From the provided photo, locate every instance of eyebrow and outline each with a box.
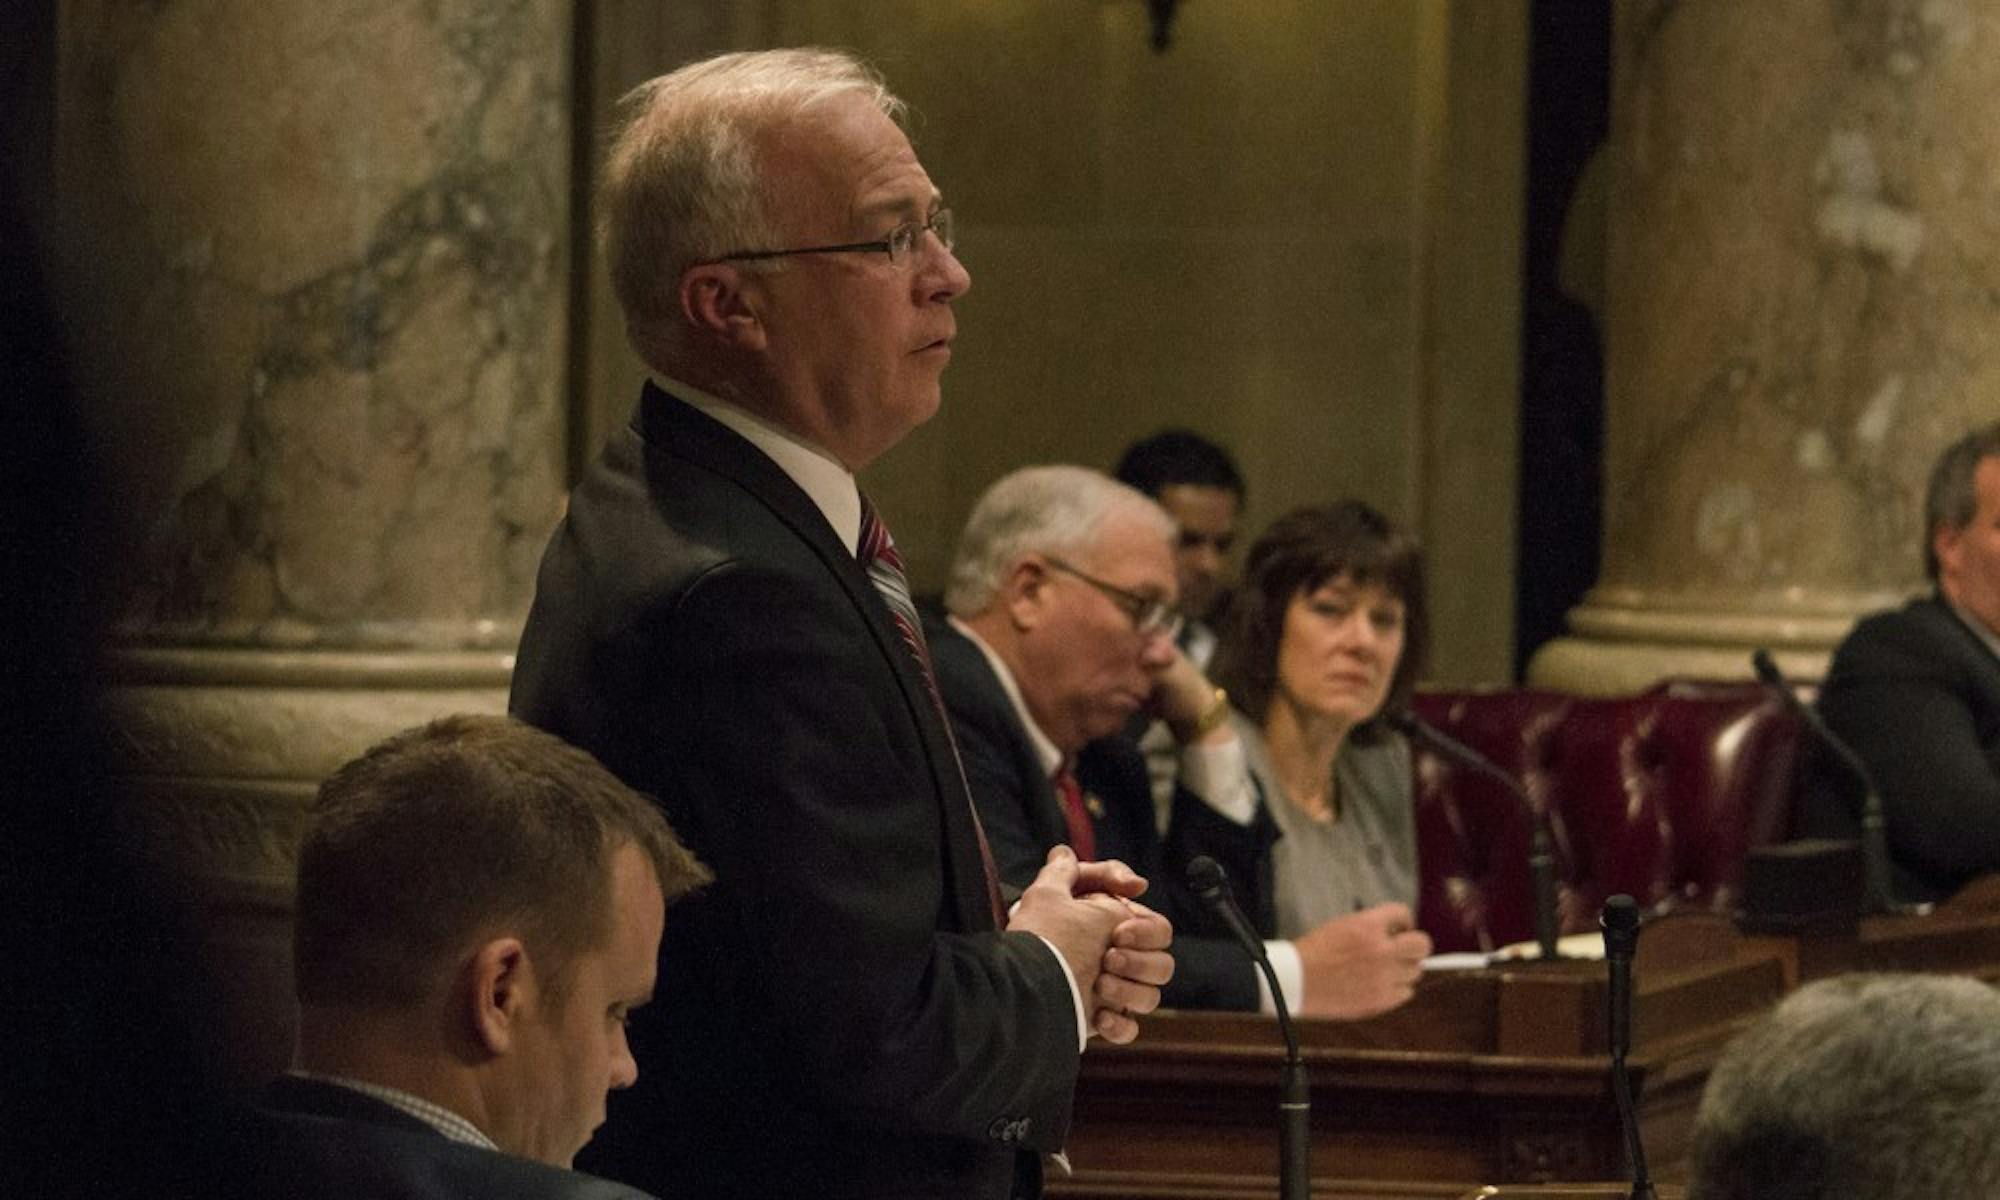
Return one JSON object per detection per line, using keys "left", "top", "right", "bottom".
{"left": 854, "top": 193, "right": 941, "bottom": 225}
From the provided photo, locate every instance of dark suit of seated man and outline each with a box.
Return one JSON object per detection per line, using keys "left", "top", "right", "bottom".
{"left": 244, "top": 714, "right": 710, "bottom": 1199}
{"left": 931, "top": 465, "right": 1430, "bottom": 1019}
{"left": 1813, "top": 423, "right": 2000, "bottom": 902}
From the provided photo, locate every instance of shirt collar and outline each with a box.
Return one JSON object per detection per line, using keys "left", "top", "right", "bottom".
{"left": 287, "top": 1071, "right": 499, "bottom": 1152}
{"left": 948, "top": 616, "right": 1064, "bottom": 778}
{"left": 657, "top": 373, "right": 863, "bottom": 554}
{"left": 1945, "top": 596, "right": 2000, "bottom": 661}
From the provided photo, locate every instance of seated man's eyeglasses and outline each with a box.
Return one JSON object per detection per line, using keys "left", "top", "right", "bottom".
{"left": 709, "top": 209, "right": 953, "bottom": 268}
{"left": 1044, "top": 556, "right": 1184, "bottom": 642}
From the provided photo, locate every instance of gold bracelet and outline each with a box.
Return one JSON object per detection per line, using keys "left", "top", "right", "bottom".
{"left": 1177, "top": 687, "right": 1231, "bottom": 743}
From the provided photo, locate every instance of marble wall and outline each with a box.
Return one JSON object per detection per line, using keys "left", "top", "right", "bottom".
{"left": 1534, "top": 0, "right": 2000, "bottom": 691}
{"left": 60, "top": 0, "right": 569, "bottom": 650}
{"left": 54, "top": 0, "right": 572, "bottom": 1073}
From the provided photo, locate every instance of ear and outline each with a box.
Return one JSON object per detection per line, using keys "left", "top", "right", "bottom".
{"left": 1936, "top": 521, "right": 1964, "bottom": 583}
{"left": 678, "top": 264, "right": 768, "bottom": 351}
{"left": 1003, "top": 556, "right": 1053, "bottom": 632}
{"left": 464, "top": 936, "right": 533, "bottom": 1058}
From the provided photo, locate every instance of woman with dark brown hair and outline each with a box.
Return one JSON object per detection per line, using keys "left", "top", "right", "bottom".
{"left": 1206, "top": 500, "right": 1429, "bottom": 939}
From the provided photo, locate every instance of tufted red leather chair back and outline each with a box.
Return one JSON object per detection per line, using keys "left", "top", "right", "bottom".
{"left": 1409, "top": 681, "right": 1803, "bottom": 952}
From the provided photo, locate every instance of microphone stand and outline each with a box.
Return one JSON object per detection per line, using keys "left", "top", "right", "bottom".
{"left": 1391, "top": 711, "right": 1564, "bottom": 961}
{"left": 1750, "top": 649, "right": 1925, "bottom": 917}
{"left": 1186, "top": 856, "right": 1310, "bottom": 1200}
{"left": 1600, "top": 894, "right": 1656, "bottom": 1200}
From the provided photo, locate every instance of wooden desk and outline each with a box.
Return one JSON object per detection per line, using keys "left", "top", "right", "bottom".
{"left": 1055, "top": 925, "right": 1780, "bottom": 1199}
{"left": 1047, "top": 1173, "right": 1678, "bottom": 1200}
{"left": 1735, "top": 877, "right": 2000, "bottom": 988}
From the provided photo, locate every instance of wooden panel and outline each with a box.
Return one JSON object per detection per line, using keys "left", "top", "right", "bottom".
{"left": 1062, "top": 919, "right": 1783, "bottom": 1196}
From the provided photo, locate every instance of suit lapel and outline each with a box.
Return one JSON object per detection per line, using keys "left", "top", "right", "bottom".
{"left": 634, "top": 385, "right": 996, "bottom": 931}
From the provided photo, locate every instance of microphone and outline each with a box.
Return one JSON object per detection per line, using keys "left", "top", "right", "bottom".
{"left": 1600, "top": 894, "right": 1655, "bottom": 1200}
{"left": 1750, "top": 648, "right": 1910, "bottom": 916}
{"left": 1186, "top": 856, "right": 1310, "bottom": 1200}
{"left": 1389, "top": 710, "right": 1563, "bottom": 962}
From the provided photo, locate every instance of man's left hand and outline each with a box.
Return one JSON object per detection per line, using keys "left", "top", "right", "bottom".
{"left": 1090, "top": 898, "right": 1173, "bottom": 1044}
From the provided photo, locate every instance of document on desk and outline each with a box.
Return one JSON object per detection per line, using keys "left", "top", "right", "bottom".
{"left": 1421, "top": 931, "right": 1606, "bottom": 970}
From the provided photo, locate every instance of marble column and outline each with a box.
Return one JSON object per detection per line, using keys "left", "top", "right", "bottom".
{"left": 55, "top": 0, "right": 570, "bottom": 1073}
{"left": 1532, "top": 0, "right": 2000, "bottom": 694}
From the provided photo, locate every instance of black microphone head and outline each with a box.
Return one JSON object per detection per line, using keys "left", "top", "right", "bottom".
{"left": 1751, "top": 648, "right": 1784, "bottom": 689}
{"left": 1185, "top": 855, "right": 1227, "bottom": 899}
{"left": 1601, "top": 893, "right": 1640, "bottom": 937}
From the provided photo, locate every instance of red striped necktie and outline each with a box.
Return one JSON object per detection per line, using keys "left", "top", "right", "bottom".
{"left": 857, "top": 495, "right": 1007, "bottom": 925}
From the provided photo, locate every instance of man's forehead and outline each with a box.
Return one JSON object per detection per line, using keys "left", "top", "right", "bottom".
{"left": 1156, "top": 483, "right": 1240, "bottom": 528}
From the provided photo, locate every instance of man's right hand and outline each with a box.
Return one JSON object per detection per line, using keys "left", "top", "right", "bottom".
{"left": 1293, "top": 902, "right": 1432, "bottom": 1020}
{"left": 1008, "top": 845, "right": 1130, "bottom": 1004}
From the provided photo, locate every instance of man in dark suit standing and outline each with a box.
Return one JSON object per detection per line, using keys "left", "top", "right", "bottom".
{"left": 253, "top": 714, "right": 711, "bottom": 1199}
{"left": 931, "top": 465, "right": 1432, "bottom": 1020}
{"left": 510, "top": 49, "right": 1173, "bottom": 1200}
{"left": 1815, "top": 422, "right": 2000, "bottom": 902}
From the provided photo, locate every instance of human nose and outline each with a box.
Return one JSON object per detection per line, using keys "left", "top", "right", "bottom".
{"left": 609, "top": 1029, "right": 638, "bottom": 1090}
{"left": 919, "top": 236, "right": 970, "bottom": 303}
{"left": 1139, "top": 627, "right": 1177, "bottom": 668}
{"left": 1335, "top": 612, "right": 1380, "bottom": 657}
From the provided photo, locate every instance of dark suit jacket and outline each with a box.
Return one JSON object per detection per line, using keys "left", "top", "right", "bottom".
{"left": 239, "top": 1077, "right": 653, "bottom": 1199}
{"left": 510, "top": 386, "right": 1078, "bottom": 1200}
{"left": 925, "top": 614, "right": 1271, "bottom": 1011}
{"left": 1811, "top": 595, "right": 2000, "bottom": 902}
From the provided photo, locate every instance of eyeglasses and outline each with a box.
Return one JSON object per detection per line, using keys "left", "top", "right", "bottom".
{"left": 711, "top": 209, "right": 954, "bottom": 268}
{"left": 1045, "top": 557, "right": 1184, "bottom": 642}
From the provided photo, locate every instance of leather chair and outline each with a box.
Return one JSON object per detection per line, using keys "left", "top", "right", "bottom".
{"left": 1410, "top": 681, "right": 1804, "bottom": 953}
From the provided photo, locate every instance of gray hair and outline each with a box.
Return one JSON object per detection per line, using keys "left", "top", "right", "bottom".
{"left": 599, "top": 48, "right": 903, "bottom": 349}
{"left": 944, "top": 466, "right": 1173, "bottom": 617}
{"left": 1924, "top": 421, "right": 2000, "bottom": 581}
{"left": 1689, "top": 973, "right": 2000, "bottom": 1200}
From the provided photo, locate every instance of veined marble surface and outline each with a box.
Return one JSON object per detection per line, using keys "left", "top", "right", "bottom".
{"left": 58, "top": 0, "right": 569, "bottom": 649}
{"left": 1602, "top": 0, "right": 2000, "bottom": 605}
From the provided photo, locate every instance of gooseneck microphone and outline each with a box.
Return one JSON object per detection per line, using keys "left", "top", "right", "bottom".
{"left": 1186, "top": 856, "right": 1310, "bottom": 1200}
{"left": 1750, "top": 648, "right": 1911, "bottom": 916}
{"left": 1600, "top": 894, "right": 1655, "bottom": 1200}
{"left": 1388, "top": 710, "right": 1562, "bottom": 961}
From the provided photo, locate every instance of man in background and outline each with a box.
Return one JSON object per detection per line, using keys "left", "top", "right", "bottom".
{"left": 1114, "top": 430, "right": 1247, "bottom": 818}
{"left": 1113, "top": 429, "right": 1246, "bottom": 666}
{"left": 254, "top": 714, "right": 710, "bottom": 1199}
{"left": 1689, "top": 973, "right": 2000, "bottom": 1200}
{"left": 1813, "top": 423, "right": 2000, "bottom": 901}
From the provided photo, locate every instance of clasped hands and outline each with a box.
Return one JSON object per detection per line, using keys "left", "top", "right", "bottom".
{"left": 1009, "top": 845, "right": 1174, "bottom": 1044}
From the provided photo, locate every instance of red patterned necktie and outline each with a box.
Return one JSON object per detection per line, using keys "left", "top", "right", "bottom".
{"left": 857, "top": 495, "right": 1007, "bottom": 926}
{"left": 1053, "top": 763, "right": 1096, "bottom": 862}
